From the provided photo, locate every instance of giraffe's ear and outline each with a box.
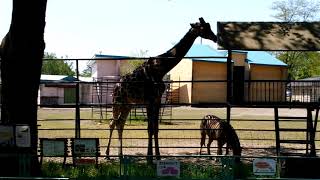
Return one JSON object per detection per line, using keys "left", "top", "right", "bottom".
{"left": 190, "top": 23, "right": 196, "bottom": 28}
{"left": 199, "top": 17, "right": 206, "bottom": 24}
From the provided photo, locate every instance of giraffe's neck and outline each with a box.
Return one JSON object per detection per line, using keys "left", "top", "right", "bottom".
{"left": 150, "top": 28, "right": 198, "bottom": 77}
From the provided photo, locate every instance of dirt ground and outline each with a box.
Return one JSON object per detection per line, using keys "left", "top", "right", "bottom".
{"left": 173, "top": 106, "right": 308, "bottom": 117}
{"left": 39, "top": 106, "right": 318, "bottom": 161}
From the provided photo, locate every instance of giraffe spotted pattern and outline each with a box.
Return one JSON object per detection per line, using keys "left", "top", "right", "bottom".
{"left": 105, "top": 18, "right": 217, "bottom": 163}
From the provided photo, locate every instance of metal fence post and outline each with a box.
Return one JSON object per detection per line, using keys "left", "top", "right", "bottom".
{"left": 75, "top": 59, "right": 80, "bottom": 138}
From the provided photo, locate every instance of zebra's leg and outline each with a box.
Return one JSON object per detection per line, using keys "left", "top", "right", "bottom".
{"left": 221, "top": 138, "right": 228, "bottom": 155}
{"left": 216, "top": 139, "right": 224, "bottom": 162}
{"left": 226, "top": 143, "right": 231, "bottom": 155}
{"left": 200, "top": 132, "right": 206, "bottom": 155}
{"left": 207, "top": 137, "right": 214, "bottom": 160}
{"left": 217, "top": 139, "right": 223, "bottom": 155}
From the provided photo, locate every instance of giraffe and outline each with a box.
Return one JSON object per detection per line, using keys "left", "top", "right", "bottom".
{"left": 106, "top": 17, "right": 217, "bottom": 162}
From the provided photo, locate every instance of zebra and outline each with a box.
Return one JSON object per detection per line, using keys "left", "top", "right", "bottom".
{"left": 200, "top": 114, "right": 241, "bottom": 162}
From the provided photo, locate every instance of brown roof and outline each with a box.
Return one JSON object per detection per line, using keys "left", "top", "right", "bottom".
{"left": 217, "top": 22, "right": 320, "bottom": 51}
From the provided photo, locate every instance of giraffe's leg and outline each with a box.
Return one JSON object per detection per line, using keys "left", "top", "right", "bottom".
{"left": 147, "top": 118, "right": 153, "bottom": 163}
{"left": 105, "top": 105, "right": 120, "bottom": 159}
{"left": 200, "top": 132, "right": 206, "bottom": 155}
{"left": 153, "top": 101, "right": 161, "bottom": 160}
{"left": 117, "top": 107, "right": 131, "bottom": 157}
{"left": 105, "top": 119, "right": 116, "bottom": 159}
{"left": 154, "top": 122, "right": 160, "bottom": 160}
{"left": 146, "top": 103, "right": 158, "bottom": 163}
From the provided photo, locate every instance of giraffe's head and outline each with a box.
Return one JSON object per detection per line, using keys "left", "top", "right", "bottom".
{"left": 190, "top": 17, "right": 217, "bottom": 43}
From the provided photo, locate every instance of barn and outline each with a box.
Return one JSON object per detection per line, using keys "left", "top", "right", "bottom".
{"left": 169, "top": 44, "right": 288, "bottom": 105}
{"left": 38, "top": 75, "right": 92, "bottom": 105}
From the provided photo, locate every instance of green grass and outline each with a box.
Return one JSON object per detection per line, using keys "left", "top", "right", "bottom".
{"left": 41, "top": 159, "right": 251, "bottom": 179}
{"left": 41, "top": 161, "right": 120, "bottom": 179}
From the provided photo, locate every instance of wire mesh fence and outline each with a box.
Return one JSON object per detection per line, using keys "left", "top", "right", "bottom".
{"left": 37, "top": 107, "right": 320, "bottom": 158}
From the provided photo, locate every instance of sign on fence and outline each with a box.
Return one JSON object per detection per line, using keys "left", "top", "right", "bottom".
{"left": 72, "top": 138, "right": 99, "bottom": 157}
{"left": 15, "top": 125, "right": 31, "bottom": 148}
{"left": 41, "top": 139, "right": 67, "bottom": 156}
{"left": 157, "top": 160, "right": 180, "bottom": 177}
{"left": 0, "top": 125, "right": 31, "bottom": 148}
{"left": 0, "top": 125, "right": 14, "bottom": 147}
{"left": 253, "top": 158, "right": 276, "bottom": 176}
{"left": 71, "top": 138, "right": 100, "bottom": 166}
{"left": 39, "top": 138, "right": 68, "bottom": 165}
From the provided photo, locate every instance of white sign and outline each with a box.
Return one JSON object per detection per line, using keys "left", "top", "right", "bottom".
{"left": 157, "top": 160, "right": 180, "bottom": 177}
{"left": 0, "top": 126, "right": 14, "bottom": 147}
{"left": 15, "top": 125, "right": 31, "bottom": 147}
{"left": 73, "top": 139, "right": 97, "bottom": 156}
{"left": 43, "top": 140, "right": 66, "bottom": 156}
{"left": 253, "top": 158, "right": 276, "bottom": 176}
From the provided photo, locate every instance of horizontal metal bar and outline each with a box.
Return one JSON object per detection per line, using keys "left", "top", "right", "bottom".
{"left": 278, "top": 116, "right": 308, "bottom": 119}
{"left": 36, "top": 118, "right": 314, "bottom": 123}
{"left": 279, "top": 128, "right": 307, "bottom": 132}
{"left": 38, "top": 128, "right": 280, "bottom": 131}
{"left": 41, "top": 56, "right": 227, "bottom": 61}
{"left": 279, "top": 140, "right": 311, "bottom": 144}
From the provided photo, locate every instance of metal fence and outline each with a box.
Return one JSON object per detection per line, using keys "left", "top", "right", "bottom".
{"left": 2, "top": 57, "right": 320, "bottom": 179}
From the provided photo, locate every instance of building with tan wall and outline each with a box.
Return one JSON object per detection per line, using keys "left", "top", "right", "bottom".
{"left": 39, "top": 75, "right": 92, "bottom": 105}
{"left": 88, "top": 54, "right": 129, "bottom": 105}
{"left": 169, "top": 44, "right": 288, "bottom": 105}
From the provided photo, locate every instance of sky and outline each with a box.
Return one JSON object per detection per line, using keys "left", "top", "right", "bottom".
{"left": 0, "top": 0, "right": 279, "bottom": 71}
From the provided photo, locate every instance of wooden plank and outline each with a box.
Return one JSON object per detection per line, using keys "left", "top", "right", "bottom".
{"left": 217, "top": 22, "right": 320, "bottom": 51}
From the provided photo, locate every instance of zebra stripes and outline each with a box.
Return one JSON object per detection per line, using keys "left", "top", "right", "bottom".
{"left": 200, "top": 114, "right": 241, "bottom": 162}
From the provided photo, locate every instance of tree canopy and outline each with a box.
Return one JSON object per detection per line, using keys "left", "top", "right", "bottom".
{"left": 120, "top": 49, "right": 148, "bottom": 76}
{"left": 81, "top": 65, "right": 92, "bottom": 77}
{"left": 42, "top": 52, "right": 75, "bottom": 76}
{"left": 270, "top": 0, "right": 320, "bottom": 80}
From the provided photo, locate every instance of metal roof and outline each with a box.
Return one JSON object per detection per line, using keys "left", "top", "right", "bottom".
{"left": 246, "top": 51, "right": 287, "bottom": 66}
{"left": 186, "top": 44, "right": 227, "bottom": 63}
{"left": 185, "top": 44, "right": 287, "bottom": 66}
{"left": 90, "top": 44, "right": 287, "bottom": 66}
{"left": 40, "top": 74, "right": 92, "bottom": 83}
{"left": 88, "top": 54, "right": 131, "bottom": 67}
{"left": 93, "top": 54, "right": 130, "bottom": 59}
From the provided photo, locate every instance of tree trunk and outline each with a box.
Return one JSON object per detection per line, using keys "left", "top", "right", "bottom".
{"left": 0, "top": 0, "right": 47, "bottom": 176}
